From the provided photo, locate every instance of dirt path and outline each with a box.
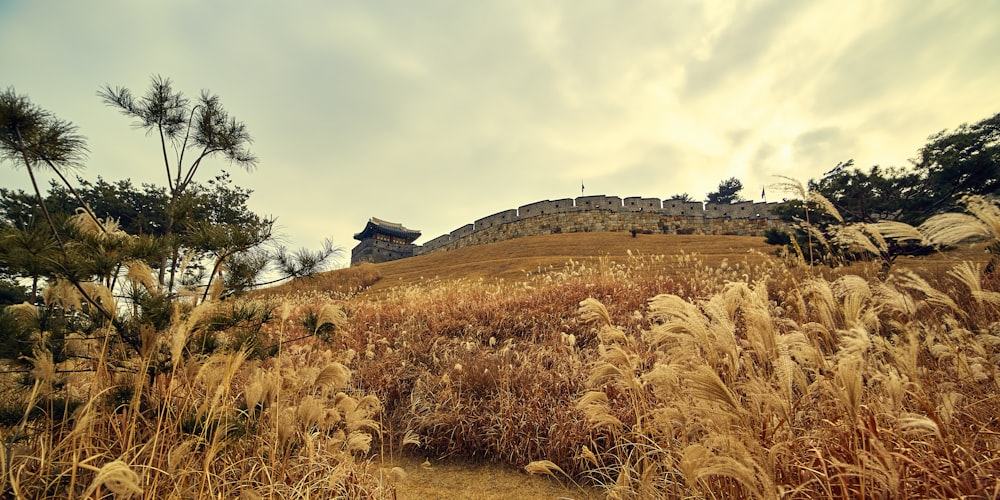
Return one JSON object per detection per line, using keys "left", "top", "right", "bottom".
{"left": 381, "top": 456, "right": 600, "bottom": 499}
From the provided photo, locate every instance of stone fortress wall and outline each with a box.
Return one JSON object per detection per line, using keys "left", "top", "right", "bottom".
{"left": 413, "top": 195, "right": 783, "bottom": 256}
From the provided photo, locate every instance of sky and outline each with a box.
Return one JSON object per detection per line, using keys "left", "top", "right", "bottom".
{"left": 2, "top": 0, "right": 999, "bottom": 267}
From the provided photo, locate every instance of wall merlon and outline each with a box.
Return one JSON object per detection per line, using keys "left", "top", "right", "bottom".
{"left": 661, "top": 200, "right": 705, "bottom": 216}
{"left": 518, "top": 199, "right": 575, "bottom": 218}
{"left": 475, "top": 209, "right": 518, "bottom": 230}
{"left": 752, "top": 202, "right": 780, "bottom": 219}
{"left": 576, "top": 195, "right": 624, "bottom": 211}
{"left": 422, "top": 234, "right": 453, "bottom": 252}
{"left": 624, "top": 197, "right": 662, "bottom": 212}
{"left": 705, "top": 201, "right": 754, "bottom": 218}
{"left": 450, "top": 224, "right": 475, "bottom": 239}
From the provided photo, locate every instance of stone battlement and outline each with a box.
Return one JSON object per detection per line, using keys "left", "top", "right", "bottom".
{"left": 413, "top": 196, "right": 782, "bottom": 256}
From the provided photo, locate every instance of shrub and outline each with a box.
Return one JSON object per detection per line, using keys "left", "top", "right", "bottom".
{"left": 763, "top": 227, "right": 791, "bottom": 246}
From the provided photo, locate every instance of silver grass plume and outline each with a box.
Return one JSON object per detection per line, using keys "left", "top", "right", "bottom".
{"left": 831, "top": 224, "right": 884, "bottom": 256}
{"left": 579, "top": 297, "right": 612, "bottom": 327}
{"left": 918, "top": 195, "right": 1000, "bottom": 247}
{"left": 679, "top": 443, "right": 774, "bottom": 500}
{"left": 949, "top": 261, "right": 1000, "bottom": 306}
{"left": 872, "top": 220, "right": 928, "bottom": 245}
{"left": 5, "top": 302, "right": 38, "bottom": 323}
{"left": 964, "top": 195, "right": 1000, "bottom": 238}
{"left": 524, "top": 460, "right": 568, "bottom": 479}
{"left": 83, "top": 460, "right": 142, "bottom": 498}
{"left": 894, "top": 270, "right": 964, "bottom": 317}
{"left": 125, "top": 259, "right": 158, "bottom": 293}
{"left": 918, "top": 213, "right": 990, "bottom": 246}
{"left": 771, "top": 175, "right": 843, "bottom": 222}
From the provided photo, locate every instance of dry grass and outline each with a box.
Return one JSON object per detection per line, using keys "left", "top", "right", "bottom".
{"left": 5, "top": 230, "right": 1000, "bottom": 498}
{"left": 267, "top": 233, "right": 776, "bottom": 297}
{"left": 322, "top": 233, "right": 998, "bottom": 498}
{"left": 0, "top": 298, "right": 389, "bottom": 498}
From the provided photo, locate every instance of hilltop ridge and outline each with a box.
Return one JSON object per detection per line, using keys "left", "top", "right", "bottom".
{"left": 276, "top": 232, "right": 777, "bottom": 297}
{"left": 274, "top": 231, "right": 990, "bottom": 299}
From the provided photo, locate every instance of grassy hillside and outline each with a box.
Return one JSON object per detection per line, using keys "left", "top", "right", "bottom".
{"left": 260, "top": 232, "right": 999, "bottom": 498}
{"left": 270, "top": 232, "right": 988, "bottom": 297}
{"left": 271, "top": 233, "right": 777, "bottom": 297}
{"left": 4, "top": 231, "right": 998, "bottom": 498}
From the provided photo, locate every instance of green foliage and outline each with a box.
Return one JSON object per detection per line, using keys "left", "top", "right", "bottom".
{"left": 199, "top": 300, "right": 276, "bottom": 358}
{"left": 805, "top": 113, "right": 1000, "bottom": 226}
{"left": 0, "top": 83, "right": 363, "bottom": 499}
{"left": 810, "top": 160, "right": 924, "bottom": 223}
{"left": 0, "top": 307, "right": 34, "bottom": 360}
{"left": 913, "top": 112, "right": 1000, "bottom": 215}
{"left": 0, "top": 173, "right": 275, "bottom": 295}
{"left": 274, "top": 239, "right": 340, "bottom": 282}
{"left": 706, "top": 177, "right": 745, "bottom": 204}
{"left": 0, "top": 87, "right": 88, "bottom": 172}
{"left": 222, "top": 249, "right": 271, "bottom": 297}
{"left": 103, "top": 384, "right": 136, "bottom": 413}
{"left": 202, "top": 301, "right": 274, "bottom": 334}
{"left": 118, "top": 288, "right": 173, "bottom": 351}
{"left": 0, "top": 277, "right": 28, "bottom": 306}
{"left": 99, "top": 75, "right": 260, "bottom": 292}
{"left": 39, "top": 177, "right": 170, "bottom": 236}
{"left": 188, "top": 329, "right": 222, "bottom": 356}
{"left": 762, "top": 227, "right": 791, "bottom": 246}
{"left": 774, "top": 111, "right": 1000, "bottom": 265}
{"left": 98, "top": 76, "right": 257, "bottom": 175}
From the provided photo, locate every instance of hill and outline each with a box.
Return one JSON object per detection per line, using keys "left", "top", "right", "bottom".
{"left": 257, "top": 231, "right": 1000, "bottom": 498}
{"left": 266, "top": 231, "right": 988, "bottom": 298}
{"left": 269, "top": 232, "right": 777, "bottom": 297}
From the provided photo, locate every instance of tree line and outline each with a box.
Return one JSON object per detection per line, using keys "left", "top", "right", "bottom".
{"left": 679, "top": 112, "right": 1000, "bottom": 220}
{"left": 764, "top": 112, "right": 1000, "bottom": 268}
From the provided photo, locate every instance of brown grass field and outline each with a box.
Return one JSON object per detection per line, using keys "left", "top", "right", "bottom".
{"left": 273, "top": 232, "right": 991, "bottom": 298}
{"left": 272, "top": 233, "right": 778, "bottom": 297}
{"left": 264, "top": 233, "right": 998, "bottom": 498}
{"left": 4, "top": 231, "right": 1000, "bottom": 498}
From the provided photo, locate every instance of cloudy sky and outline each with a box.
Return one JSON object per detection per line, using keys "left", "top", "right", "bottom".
{"left": 3, "top": 1, "right": 999, "bottom": 266}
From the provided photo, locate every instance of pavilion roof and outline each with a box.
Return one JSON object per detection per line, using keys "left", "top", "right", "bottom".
{"left": 353, "top": 217, "right": 421, "bottom": 242}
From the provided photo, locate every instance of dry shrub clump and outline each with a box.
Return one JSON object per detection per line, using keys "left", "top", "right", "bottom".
{"left": 0, "top": 294, "right": 389, "bottom": 498}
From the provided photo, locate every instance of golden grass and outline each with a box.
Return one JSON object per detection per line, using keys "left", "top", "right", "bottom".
{"left": 6, "top": 230, "right": 1000, "bottom": 498}
{"left": 267, "top": 233, "right": 776, "bottom": 297}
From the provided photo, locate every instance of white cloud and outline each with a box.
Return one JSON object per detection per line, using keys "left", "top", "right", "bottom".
{"left": 2, "top": 0, "right": 999, "bottom": 263}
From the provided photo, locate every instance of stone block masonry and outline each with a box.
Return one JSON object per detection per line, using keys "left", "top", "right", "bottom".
{"left": 352, "top": 238, "right": 418, "bottom": 263}
{"left": 412, "top": 195, "right": 784, "bottom": 257}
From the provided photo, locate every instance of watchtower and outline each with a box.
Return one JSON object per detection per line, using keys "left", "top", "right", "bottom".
{"left": 351, "top": 217, "right": 421, "bottom": 265}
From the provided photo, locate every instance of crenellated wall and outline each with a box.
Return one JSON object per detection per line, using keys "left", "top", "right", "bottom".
{"left": 411, "top": 195, "right": 783, "bottom": 256}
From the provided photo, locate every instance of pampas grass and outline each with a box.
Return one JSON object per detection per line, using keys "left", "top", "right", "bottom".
{"left": 7, "top": 214, "right": 1000, "bottom": 497}
{"left": 0, "top": 294, "right": 389, "bottom": 499}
